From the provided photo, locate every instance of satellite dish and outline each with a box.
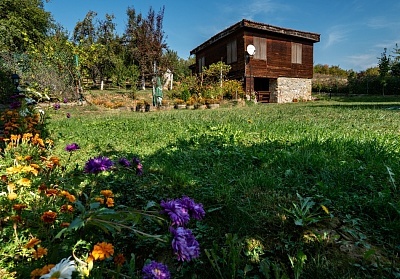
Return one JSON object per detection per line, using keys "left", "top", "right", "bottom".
{"left": 246, "top": 44, "right": 256, "bottom": 56}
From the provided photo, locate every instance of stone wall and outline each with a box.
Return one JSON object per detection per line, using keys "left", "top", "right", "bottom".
{"left": 269, "top": 77, "right": 312, "bottom": 103}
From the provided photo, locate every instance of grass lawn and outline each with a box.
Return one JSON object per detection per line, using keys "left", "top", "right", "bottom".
{"left": 23, "top": 94, "right": 400, "bottom": 278}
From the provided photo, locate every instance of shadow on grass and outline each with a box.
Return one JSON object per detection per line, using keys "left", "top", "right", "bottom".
{"left": 89, "top": 127, "right": 400, "bottom": 278}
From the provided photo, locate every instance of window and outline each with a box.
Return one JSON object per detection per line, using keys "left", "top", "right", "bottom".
{"left": 198, "top": 56, "right": 205, "bottom": 72}
{"left": 291, "top": 43, "right": 302, "bottom": 64}
{"left": 253, "top": 37, "right": 267, "bottom": 60}
{"left": 227, "top": 40, "right": 237, "bottom": 64}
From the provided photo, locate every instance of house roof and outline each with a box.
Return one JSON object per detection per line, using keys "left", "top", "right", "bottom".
{"left": 190, "top": 19, "right": 321, "bottom": 55}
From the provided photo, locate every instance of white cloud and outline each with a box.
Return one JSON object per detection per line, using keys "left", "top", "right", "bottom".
{"left": 347, "top": 53, "right": 378, "bottom": 71}
{"left": 323, "top": 26, "right": 350, "bottom": 49}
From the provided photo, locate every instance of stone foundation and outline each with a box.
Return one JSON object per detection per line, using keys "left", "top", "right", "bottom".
{"left": 270, "top": 77, "right": 312, "bottom": 103}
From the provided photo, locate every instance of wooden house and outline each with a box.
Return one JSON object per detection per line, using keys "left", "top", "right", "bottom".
{"left": 190, "top": 19, "right": 320, "bottom": 103}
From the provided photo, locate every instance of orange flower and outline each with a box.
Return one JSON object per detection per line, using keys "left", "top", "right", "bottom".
{"left": 40, "top": 264, "right": 55, "bottom": 275}
{"left": 32, "top": 247, "right": 48, "bottom": 259}
{"left": 100, "top": 190, "right": 113, "bottom": 198}
{"left": 66, "top": 194, "right": 76, "bottom": 203}
{"left": 41, "top": 211, "right": 57, "bottom": 223}
{"left": 60, "top": 204, "right": 74, "bottom": 213}
{"left": 60, "top": 222, "right": 70, "bottom": 228}
{"left": 13, "top": 204, "right": 27, "bottom": 211}
{"left": 95, "top": 197, "right": 104, "bottom": 204}
{"left": 45, "top": 189, "right": 58, "bottom": 197}
{"left": 106, "top": 198, "right": 114, "bottom": 207}
{"left": 25, "top": 237, "right": 41, "bottom": 249}
{"left": 30, "top": 267, "right": 43, "bottom": 278}
{"left": 10, "top": 215, "right": 22, "bottom": 223}
{"left": 114, "top": 253, "right": 126, "bottom": 266}
{"left": 38, "top": 184, "right": 47, "bottom": 192}
{"left": 91, "top": 242, "right": 114, "bottom": 261}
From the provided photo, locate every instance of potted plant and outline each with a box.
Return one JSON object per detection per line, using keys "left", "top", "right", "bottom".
{"left": 195, "top": 97, "right": 207, "bottom": 110}
{"left": 205, "top": 98, "right": 220, "bottom": 109}
{"left": 174, "top": 99, "right": 186, "bottom": 109}
{"left": 186, "top": 97, "right": 195, "bottom": 109}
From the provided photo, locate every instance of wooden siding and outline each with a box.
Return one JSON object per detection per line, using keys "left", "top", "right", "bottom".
{"left": 190, "top": 19, "right": 319, "bottom": 82}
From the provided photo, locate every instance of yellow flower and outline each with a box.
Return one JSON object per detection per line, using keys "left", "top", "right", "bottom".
{"left": 321, "top": 204, "right": 330, "bottom": 214}
{"left": 8, "top": 192, "right": 17, "bottom": 200}
{"left": 25, "top": 237, "right": 41, "bottom": 249}
{"left": 32, "top": 247, "right": 48, "bottom": 260}
{"left": 16, "top": 178, "right": 31, "bottom": 187}
{"left": 91, "top": 242, "right": 114, "bottom": 261}
{"left": 6, "top": 166, "right": 23, "bottom": 174}
{"left": 22, "top": 165, "right": 38, "bottom": 176}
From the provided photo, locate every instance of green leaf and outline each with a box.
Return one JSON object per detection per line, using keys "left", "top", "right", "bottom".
{"left": 70, "top": 217, "right": 85, "bottom": 230}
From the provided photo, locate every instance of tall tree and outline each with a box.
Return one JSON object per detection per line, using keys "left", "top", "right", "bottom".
{"left": 124, "top": 6, "right": 166, "bottom": 89}
{"left": 0, "top": 0, "right": 52, "bottom": 52}
{"left": 378, "top": 48, "right": 390, "bottom": 95}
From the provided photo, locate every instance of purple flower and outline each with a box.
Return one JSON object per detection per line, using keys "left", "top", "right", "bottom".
{"left": 179, "top": 196, "right": 205, "bottom": 221}
{"left": 9, "top": 101, "right": 21, "bottom": 109}
{"left": 142, "top": 261, "right": 170, "bottom": 279}
{"left": 132, "top": 157, "right": 143, "bottom": 176}
{"left": 161, "top": 197, "right": 205, "bottom": 226}
{"left": 65, "top": 143, "right": 80, "bottom": 152}
{"left": 160, "top": 200, "right": 190, "bottom": 226}
{"left": 136, "top": 162, "right": 143, "bottom": 176}
{"left": 84, "top": 156, "right": 113, "bottom": 174}
{"left": 66, "top": 112, "right": 71, "bottom": 118}
{"left": 118, "top": 157, "right": 131, "bottom": 167}
{"left": 63, "top": 97, "right": 68, "bottom": 103}
{"left": 171, "top": 227, "right": 200, "bottom": 262}
{"left": 53, "top": 103, "right": 61, "bottom": 110}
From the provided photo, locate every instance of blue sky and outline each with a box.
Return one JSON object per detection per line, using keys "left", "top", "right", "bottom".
{"left": 44, "top": 0, "right": 400, "bottom": 72}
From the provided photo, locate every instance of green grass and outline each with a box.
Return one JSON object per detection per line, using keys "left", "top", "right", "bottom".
{"left": 45, "top": 97, "right": 400, "bottom": 278}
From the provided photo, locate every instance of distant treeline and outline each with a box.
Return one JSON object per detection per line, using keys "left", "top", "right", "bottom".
{"left": 313, "top": 46, "right": 400, "bottom": 95}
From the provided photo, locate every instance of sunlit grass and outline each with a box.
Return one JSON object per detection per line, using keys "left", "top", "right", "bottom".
{"left": 45, "top": 97, "right": 400, "bottom": 278}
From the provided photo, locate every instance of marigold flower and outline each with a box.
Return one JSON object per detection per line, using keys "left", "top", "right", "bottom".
{"left": 60, "top": 222, "right": 70, "bottom": 228}
{"left": 40, "top": 264, "right": 55, "bottom": 276}
{"left": 91, "top": 242, "right": 114, "bottom": 261}
{"left": 106, "top": 198, "right": 114, "bottom": 207}
{"left": 13, "top": 204, "right": 27, "bottom": 211}
{"left": 114, "top": 253, "right": 126, "bottom": 267}
{"left": 8, "top": 192, "right": 17, "bottom": 200}
{"left": 45, "top": 189, "right": 58, "bottom": 197}
{"left": 95, "top": 197, "right": 104, "bottom": 204}
{"left": 32, "top": 247, "right": 48, "bottom": 260}
{"left": 66, "top": 194, "right": 76, "bottom": 203}
{"left": 30, "top": 267, "right": 43, "bottom": 278}
{"left": 10, "top": 215, "right": 22, "bottom": 223}
{"left": 60, "top": 204, "right": 74, "bottom": 213}
{"left": 38, "top": 184, "right": 47, "bottom": 192}
{"left": 25, "top": 237, "right": 41, "bottom": 249}
{"left": 100, "top": 190, "right": 113, "bottom": 198}
{"left": 41, "top": 211, "right": 57, "bottom": 223}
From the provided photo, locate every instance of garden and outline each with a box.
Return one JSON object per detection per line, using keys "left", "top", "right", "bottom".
{"left": 0, "top": 91, "right": 399, "bottom": 279}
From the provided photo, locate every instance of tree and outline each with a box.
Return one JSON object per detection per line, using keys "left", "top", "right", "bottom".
{"left": 124, "top": 6, "right": 167, "bottom": 90}
{"left": 0, "top": 0, "right": 52, "bottom": 52}
{"left": 378, "top": 48, "right": 390, "bottom": 95}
